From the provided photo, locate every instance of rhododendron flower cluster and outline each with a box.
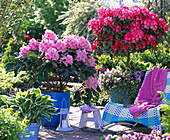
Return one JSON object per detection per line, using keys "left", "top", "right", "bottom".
{"left": 19, "top": 30, "right": 98, "bottom": 91}
{"left": 88, "top": 6, "right": 169, "bottom": 55}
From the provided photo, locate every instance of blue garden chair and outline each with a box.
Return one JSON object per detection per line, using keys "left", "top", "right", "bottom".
{"left": 100, "top": 70, "right": 170, "bottom": 132}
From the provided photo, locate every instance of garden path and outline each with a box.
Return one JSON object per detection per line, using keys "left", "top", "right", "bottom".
{"left": 38, "top": 106, "right": 152, "bottom": 140}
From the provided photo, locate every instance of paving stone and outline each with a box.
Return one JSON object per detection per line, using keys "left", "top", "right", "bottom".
{"left": 39, "top": 106, "right": 152, "bottom": 139}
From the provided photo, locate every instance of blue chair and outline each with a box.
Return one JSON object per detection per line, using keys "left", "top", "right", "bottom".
{"left": 100, "top": 70, "right": 170, "bottom": 132}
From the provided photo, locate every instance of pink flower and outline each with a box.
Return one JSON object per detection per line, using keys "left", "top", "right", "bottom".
{"left": 45, "top": 48, "right": 59, "bottom": 61}
{"left": 84, "top": 76, "right": 98, "bottom": 89}
{"left": 19, "top": 45, "right": 31, "bottom": 56}
{"left": 28, "top": 38, "right": 39, "bottom": 50}
{"left": 76, "top": 49, "right": 88, "bottom": 63}
{"left": 98, "top": 7, "right": 106, "bottom": 17}
{"left": 78, "top": 36, "right": 90, "bottom": 50}
{"left": 60, "top": 55, "right": 73, "bottom": 66}
{"left": 104, "top": 17, "right": 114, "bottom": 26}
{"left": 39, "top": 39, "right": 50, "bottom": 53}
{"left": 164, "top": 24, "right": 169, "bottom": 31}
{"left": 42, "top": 30, "right": 58, "bottom": 41}
{"left": 55, "top": 40, "right": 67, "bottom": 53}
{"left": 85, "top": 56, "right": 96, "bottom": 67}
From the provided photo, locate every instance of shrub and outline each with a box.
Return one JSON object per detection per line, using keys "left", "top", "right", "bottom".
{"left": 0, "top": 63, "right": 29, "bottom": 93}
{"left": 0, "top": 108, "right": 29, "bottom": 140}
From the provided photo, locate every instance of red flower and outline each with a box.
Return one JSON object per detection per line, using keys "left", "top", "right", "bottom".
{"left": 108, "top": 35, "right": 114, "bottom": 40}
{"left": 0, "top": 61, "right": 2, "bottom": 63}
{"left": 91, "top": 44, "right": 97, "bottom": 50}
{"left": 12, "top": 36, "right": 16, "bottom": 40}
{"left": 123, "top": 25, "right": 129, "bottom": 30}
{"left": 24, "top": 34, "right": 30, "bottom": 39}
{"left": 93, "top": 39, "right": 99, "bottom": 44}
{"left": 104, "top": 34, "right": 108, "bottom": 40}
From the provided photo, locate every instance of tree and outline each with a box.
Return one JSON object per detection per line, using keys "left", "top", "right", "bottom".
{"left": 0, "top": 0, "right": 34, "bottom": 48}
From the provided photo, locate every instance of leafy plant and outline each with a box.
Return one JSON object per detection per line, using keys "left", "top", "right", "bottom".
{"left": 138, "top": 44, "right": 170, "bottom": 69}
{"left": 160, "top": 91, "right": 170, "bottom": 133}
{"left": 0, "top": 88, "right": 58, "bottom": 126}
{"left": 70, "top": 84, "right": 100, "bottom": 106}
{"left": 0, "top": 108, "right": 30, "bottom": 140}
{"left": 0, "top": 63, "right": 29, "bottom": 93}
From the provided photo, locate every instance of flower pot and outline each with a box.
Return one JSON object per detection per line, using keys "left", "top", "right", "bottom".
{"left": 109, "top": 88, "right": 130, "bottom": 104}
{"left": 20, "top": 123, "right": 40, "bottom": 140}
{"left": 41, "top": 91, "right": 70, "bottom": 127}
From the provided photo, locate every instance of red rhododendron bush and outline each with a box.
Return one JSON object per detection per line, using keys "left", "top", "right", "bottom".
{"left": 88, "top": 6, "right": 169, "bottom": 57}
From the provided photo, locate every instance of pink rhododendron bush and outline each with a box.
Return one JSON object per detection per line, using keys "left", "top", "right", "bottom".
{"left": 10, "top": 30, "right": 98, "bottom": 92}
{"left": 88, "top": 6, "right": 169, "bottom": 58}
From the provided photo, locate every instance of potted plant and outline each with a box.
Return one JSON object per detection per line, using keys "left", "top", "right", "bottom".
{"left": 88, "top": 5, "right": 169, "bottom": 67}
{"left": 0, "top": 88, "right": 57, "bottom": 140}
{"left": 5, "top": 30, "right": 98, "bottom": 126}
{"left": 97, "top": 68, "right": 144, "bottom": 104}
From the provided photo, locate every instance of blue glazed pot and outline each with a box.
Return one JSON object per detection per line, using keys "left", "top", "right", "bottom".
{"left": 109, "top": 89, "right": 130, "bottom": 104}
{"left": 41, "top": 92, "right": 70, "bottom": 127}
{"left": 20, "top": 123, "right": 40, "bottom": 140}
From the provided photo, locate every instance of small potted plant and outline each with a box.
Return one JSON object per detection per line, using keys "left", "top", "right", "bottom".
{"left": 0, "top": 88, "right": 57, "bottom": 140}
{"left": 98, "top": 68, "right": 144, "bottom": 103}
{"left": 6, "top": 30, "right": 98, "bottom": 126}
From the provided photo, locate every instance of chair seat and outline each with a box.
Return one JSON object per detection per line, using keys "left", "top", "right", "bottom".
{"left": 100, "top": 102, "right": 162, "bottom": 131}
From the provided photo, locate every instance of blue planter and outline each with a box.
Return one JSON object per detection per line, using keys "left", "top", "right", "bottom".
{"left": 20, "top": 123, "right": 40, "bottom": 140}
{"left": 41, "top": 92, "right": 70, "bottom": 127}
{"left": 109, "top": 89, "right": 130, "bottom": 104}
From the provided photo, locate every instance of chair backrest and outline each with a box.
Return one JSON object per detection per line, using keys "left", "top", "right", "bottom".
{"left": 134, "top": 70, "right": 170, "bottom": 104}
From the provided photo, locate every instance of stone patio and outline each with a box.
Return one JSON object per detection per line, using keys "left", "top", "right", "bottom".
{"left": 38, "top": 106, "right": 152, "bottom": 140}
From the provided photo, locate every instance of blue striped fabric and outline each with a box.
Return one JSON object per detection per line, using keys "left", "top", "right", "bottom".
{"left": 100, "top": 71, "right": 170, "bottom": 131}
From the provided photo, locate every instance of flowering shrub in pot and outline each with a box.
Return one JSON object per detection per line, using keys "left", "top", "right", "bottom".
{"left": 6, "top": 30, "right": 98, "bottom": 92}
{"left": 98, "top": 68, "right": 144, "bottom": 103}
{"left": 88, "top": 6, "right": 169, "bottom": 66}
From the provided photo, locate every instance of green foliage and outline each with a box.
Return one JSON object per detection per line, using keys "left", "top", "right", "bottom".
{"left": 160, "top": 92, "right": 170, "bottom": 133}
{"left": 34, "top": 0, "right": 69, "bottom": 36}
{"left": 59, "top": 1, "right": 99, "bottom": 38}
{"left": 0, "top": 108, "right": 29, "bottom": 140}
{"left": 138, "top": 44, "right": 170, "bottom": 69}
{"left": 70, "top": 85, "right": 100, "bottom": 106}
{"left": 163, "top": 12, "right": 170, "bottom": 50}
{"left": 2, "top": 38, "right": 27, "bottom": 64}
{"left": 0, "top": 88, "right": 58, "bottom": 126}
{"left": 13, "top": 14, "right": 45, "bottom": 41}
{"left": 0, "top": 63, "right": 29, "bottom": 94}
{"left": 0, "top": 0, "right": 34, "bottom": 47}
